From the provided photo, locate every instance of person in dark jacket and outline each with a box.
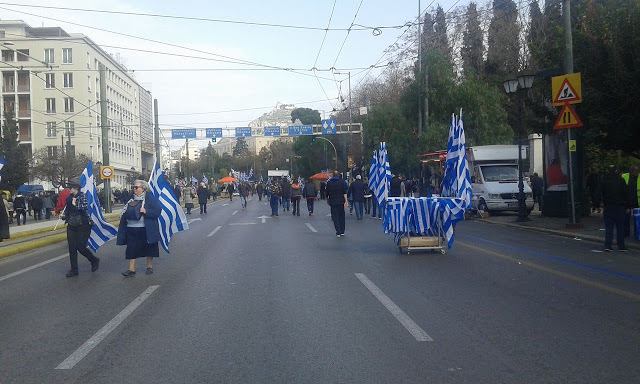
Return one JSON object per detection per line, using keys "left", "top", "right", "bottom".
{"left": 197, "top": 182, "right": 209, "bottom": 214}
{"left": 595, "top": 165, "right": 629, "bottom": 251}
{"left": 227, "top": 182, "right": 235, "bottom": 201}
{"left": 389, "top": 174, "right": 402, "bottom": 197}
{"left": 256, "top": 182, "right": 264, "bottom": 201}
{"left": 290, "top": 181, "right": 302, "bottom": 216}
{"left": 281, "top": 179, "right": 291, "bottom": 211}
{"left": 303, "top": 180, "right": 317, "bottom": 215}
{"left": 348, "top": 175, "right": 366, "bottom": 220}
{"left": 320, "top": 181, "right": 327, "bottom": 200}
{"left": 31, "top": 193, "right": 43, "bottom": 220}
{"left": 117, "top": 179, "right": 162, "bottom": 276}
{"left": 173, "top": 184, "right": 182, "bottom": 201}
{"left": 0, "top": 196, "right": 9, "bottom": 242}
{"left": 326, "top": 170, "right": 348, "bottom": 237}
{"left": 268, "top": 179, "right": 282, "bottom": 217}
{"left": 62, "top": 178, "right": 100, "bottom": 277}
{"left": 13, "top": 194, "right": 27, "bottom": 226}
{"left": 529, "top": 172, "right": 544, "bottom": 211}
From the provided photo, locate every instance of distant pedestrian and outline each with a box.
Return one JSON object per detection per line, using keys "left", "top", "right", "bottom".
{"left": 32, "top": 193, "right": 43, "bottom": 221}
{"left": 43, "top": 192, "right": 55, "bottom": 220}
{"left": 0, "top": 196, "right": 9, "bottom": 242}
{"left": 596, "top": 165, "right": 629, "bottom": 252}
{"left": 303, "top": 179, "right": 317, "bottom": 216}
{"left": 227, "top": 182, "right": 235, "bottom": 201}
{"left": 291, "top": 180, "right": 302, "bottom": 216}
{"left": 173, "top": 184, "right": 182, "bottom": 201}
{"left": 268, "top": 178, "right": 282, "bottom": 217}
{"left": 183, "top": 183, "right": 195, "bottom": 214}
{"left": 210, "top": 182, "right": 218, "bottom": 201}
{"left": 326, "top": 170, "right": 348, "bottom": 237}
{"left": 13, "top": 194, "right": 26, "bottom": 226}
{"left": 364, "top": 178, "right": 372, "bottom": 215}
{"left": 389, "top": 174, "right": 402, "bottom": 197}
{"left": 530, "top": 172, "right": 544, "bottom": 211}
{"left": 62, "top": 178, "right": 100, "bottom": 278}
{"left": 586, "top": 170, "right": 601, "bottom": 213}
{"left": 281, "top": 179, "right": 291, "bottom": 211}
{"left": 348, "top": 175, "right": 365, "bottom": 220}
{"left": 256, "top": 182, "right": 264, "bottom": 201}
{"left": 118, "top": 180, "right": 162, "bottom": 276}
{"left": 238, "top": 182, "right": 249, "bottom": 209}
{"left": 197, "top": 182, "right": 209, "bottom": 214}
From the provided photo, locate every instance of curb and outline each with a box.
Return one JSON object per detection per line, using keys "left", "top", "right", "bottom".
{"left": 9, "top": 213, "right": 121, "bottom": 240}
{"left": 478, "top": 219, "right": 640, "bottom": 250}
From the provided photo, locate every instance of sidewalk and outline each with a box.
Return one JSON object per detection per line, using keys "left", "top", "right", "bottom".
{"left": 480, "top": 210, "right": 640, "bottom": 250}
{"left": 8, "top": 204, "right": 125, "bottom": 235}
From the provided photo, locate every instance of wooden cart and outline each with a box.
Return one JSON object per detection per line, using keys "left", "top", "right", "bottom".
{"left": 397, "top": 210, "right": 446, "bottom": 255}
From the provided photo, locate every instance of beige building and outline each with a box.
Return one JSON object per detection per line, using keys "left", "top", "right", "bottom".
{"left": 1, "top": 20, "right": 150, "bottom": 189}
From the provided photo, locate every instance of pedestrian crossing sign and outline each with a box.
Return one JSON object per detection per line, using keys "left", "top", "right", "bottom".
{"left": 552, "top": 73, "right": 581, "bottom": 106}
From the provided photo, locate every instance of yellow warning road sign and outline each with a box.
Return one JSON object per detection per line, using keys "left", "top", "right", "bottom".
{"left": 553, "top": 103, "right": 583, "bottom": 130}
{"left": 552, "top": 73, "right": 581, "bottom": 106}
{"left": 569, "top": 140, "right": 576, "bottom": 152}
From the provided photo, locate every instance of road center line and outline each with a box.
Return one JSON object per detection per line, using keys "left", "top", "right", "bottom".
{"left": 0, "top": 254, "right": 67, "bottom": 283}
{"left": 229, "top": 222, "right": 257, "bottom": 225}
{"left": 305, "top": 223, "right": 318, "bottom": 233}
{"left": 232, "top": 210, "right": 238, "bottom": 215}
{"left": 354, "top": 273, "right": 433, "bottom": 342}
{"left": 55, "top": 285, "right": 160, "bottom": 370}
{"left": 207, "top": 226, "right": 222, "bottom": 237}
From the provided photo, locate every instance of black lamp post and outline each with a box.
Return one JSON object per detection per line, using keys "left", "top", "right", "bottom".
{"left": 503, "top": 74, "right": 535, "bottom": 222}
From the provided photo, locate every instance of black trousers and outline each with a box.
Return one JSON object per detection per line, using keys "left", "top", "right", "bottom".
{"left": 604, "top": 205, "right": 625, "bottom": 250}
{"left": 67, "top": 225, "right": 97, "bottom": 272}
{"left": 292, "top": 198, "right": 300, "bottom": 216}
{"left": 200, "top": 201, "right": 207, "bottom": 213}
{"left": 306, "top": 198, "right": 314, "bottom": 213}
{"left": 15, "top": 209, "right": 26, "bottom": 225}
{"left": 330, "top": 204, "right": 345, "bottom": 235}
{"left": 624, "top": 207, "right": 638, "bottom": 238}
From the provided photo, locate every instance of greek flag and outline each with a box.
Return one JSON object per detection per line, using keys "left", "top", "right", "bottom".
{"left": 231, "top": 168, "right": 239, "bottom": 179}
{"left": 368, "top": 150, "right": 378, "bottom": 197}
{"left": 441, "top": 109, "right": 472, "bottom": 209}
{"left": 297, "top": 176, "right": 303, "bottom": 185}
{"left": 374, "top": 142, "right": 391, "bottom": 206}
{"left": 79, "top": 161, "right": 118, "bottom": 251}
{"left": 0, "top": 157, "right": 5, "bottom": 181}
{"left": 202, "top": 174, "right": 208, "bottom": 185}
{"left": 149, "top": 160, "right": 189, "bottom": 253}
{"left": 249, "top": 168, "right": 254, "bottom": 179}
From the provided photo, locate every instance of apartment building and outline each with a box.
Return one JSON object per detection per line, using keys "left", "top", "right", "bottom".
{"left": 0, "top": 20, "right": 151, "bottom": 189}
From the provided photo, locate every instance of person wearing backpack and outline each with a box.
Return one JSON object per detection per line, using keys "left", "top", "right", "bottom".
{"left": 291, "top": 180, "right": 302, "bottom": 216}
{"left": 303, "top": 179, "right": 317, "bottom": 216}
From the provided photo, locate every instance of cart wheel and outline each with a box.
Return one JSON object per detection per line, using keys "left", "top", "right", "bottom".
{"left": 440, "top": 249, "right": 446, "bottom": 254}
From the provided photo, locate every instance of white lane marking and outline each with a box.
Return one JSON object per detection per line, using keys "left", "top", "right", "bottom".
{"left": 55, "top": 285, "right": 160, "bottom": 369}
{"left": 326, "top": 214, "right": 331, "bottom": 217}
{"left": 232, "top": 210, "right": 238, "bottom": 215}
{"left": 0, "top": 254, "right": 67, "bottom": 283}
{"left": 354, "top": 273, "right": 433, "bottom": 342}
{"left": 257, "top": 215, "right": 271, "bottom": 223}
{"left": 229, "top": 222, "right": 257, "bottom": 226}
{"left": 305, "top": 223, "right": 318, "bottom": 233}
{"left": 207, "top": 226, "right": 222, "bottom": 237}
{"left": 223, "top": 203, "right": 229, "bottom": 207}
{"left": 187, "top": 218, "right": 202, "bottom": 224}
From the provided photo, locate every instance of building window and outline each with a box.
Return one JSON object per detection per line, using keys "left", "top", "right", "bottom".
{"left": 2, "top": 50, "right": 14, "bottom": 62}
{"left": 47, "top": 146, "right": 58, "bottom": 158}
{"left": 64, "top": 97, "right": 74, "bottom": 113}
{"left": 45, "top": 73, "right": 55, "bottom": 88}
{"left": 0, "top": 30, "right": 5, "bottom": 38}
{"left": 65, "top": 121, "right": 75, "bottom": 136}
{"left": 16, "top": 49, "right": 29, "bottom": 62}
{"left": 44, "top": 49, "right": 54, "bottom": 64}
{"left": 62, "top": 48, "right": 72, "bottom": 64}
{"left": 46, "top": 122, "right": 57, "bottom": 137}
{"left": 63, "top": 73, "right": 73, "bottom": 88}
{"left": 45, "top": 98, "right": 56, "bottom": 113}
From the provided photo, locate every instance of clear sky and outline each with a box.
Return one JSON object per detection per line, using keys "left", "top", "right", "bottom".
{"left": 1, "top": 0, "right": 459, "bottom": 149}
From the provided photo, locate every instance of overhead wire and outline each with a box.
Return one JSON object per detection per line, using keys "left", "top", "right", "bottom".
{"left": 312, "top": 0, "right": 339, "bottom": 111}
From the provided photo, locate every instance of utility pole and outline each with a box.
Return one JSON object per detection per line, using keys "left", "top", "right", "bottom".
{"left": 563, "top": 0, "right": 577, "bottom": 225}
{"left": 154, "top": 99, "right": 160, "bottom": 167}
{"left": 417, "top": 0, "right": 423, "bottom": 138}
{"left": 99, "top": 63, "right": 111, "bottom": 213}
{"left": 185, "top": 139, "right": 190, "bottom": 178}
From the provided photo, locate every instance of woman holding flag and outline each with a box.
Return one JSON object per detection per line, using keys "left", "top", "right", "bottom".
{"left": 117, "top": 180, "right": 162, "bottom": 276}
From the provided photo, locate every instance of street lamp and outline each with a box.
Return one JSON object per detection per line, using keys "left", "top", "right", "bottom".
{"left": 503, "top": 74, "right": 535, "bottom": 222}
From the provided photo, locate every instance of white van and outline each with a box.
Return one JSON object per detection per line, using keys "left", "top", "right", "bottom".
{"left": 469, "top": 145, "right": 534, "bottom": 214}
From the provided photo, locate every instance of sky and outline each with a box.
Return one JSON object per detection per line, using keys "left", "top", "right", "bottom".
{"left": 0, "top": 0, "right": 460, "bottom": 150}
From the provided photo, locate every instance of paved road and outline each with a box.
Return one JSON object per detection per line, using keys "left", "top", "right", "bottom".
{"left": 1, "top": 197, "right": 639, "bottom": 383}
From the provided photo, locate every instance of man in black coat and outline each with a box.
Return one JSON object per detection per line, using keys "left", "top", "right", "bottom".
{"left": 596, "top": 165, "right": 629, "bottom": 251}
{"left": 348, "top": 175, "right": 366, "bottom": 220}
{"left": 13, "top": 194, "right": 27, "bottom": 226}
{"left": 197, "top": 183, "right": 209, "bottom": 214}
{"left": 326, "top": 170, "right": 348, "bottom": 237}
{"left": 32, "top": 193, "right": 43, "bottom": 220}
{"left": 530, "top": 172, "right": 544, "bottom": 211}
{"left": 256, "top": 182, "right": 264, "bottom": 201}
{"left": 389, "top": 174, "right": 402, "bottom": 197}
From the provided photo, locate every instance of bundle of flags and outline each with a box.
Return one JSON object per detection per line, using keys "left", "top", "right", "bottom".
{"left": 149, "top": 160, "right": 189, "bottom": 253}
{"left": 368, "top": 142, "right": 391, "bottom": 208}
{"left": 248, "top": 168, "right": 254, "bottom": 179}
{"left": 298, "top": 176, "right": 303, "bottom": 186}
{"left": 0, "top": 157, "right": 5, "bottom": 182}
{"left": 79, "top": 161, "right": 118, "bottom": 252}
{"left": 231, "top": 169, "right": 240, "bottom": 179}
{"left": 441, "top": 109, "right": 472, "bottom": 209}
{"left": 202, "top": 174, "right": 208, "bottom": 185}
{"left": 191, "top": 176, "right": 198, "bottom": 185}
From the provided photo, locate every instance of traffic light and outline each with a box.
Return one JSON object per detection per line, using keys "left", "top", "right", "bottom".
{"left": 211, "top": 138, "right": 217, "bottom": 143}
{"left": 311, "top": 137, "right": 316, "bottom": 143}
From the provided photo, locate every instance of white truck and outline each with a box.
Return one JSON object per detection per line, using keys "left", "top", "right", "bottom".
{"left": 469, "top": 145, "right": 534, "bottom": 214}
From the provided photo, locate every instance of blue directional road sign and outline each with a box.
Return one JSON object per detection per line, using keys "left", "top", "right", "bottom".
{"left": 321, "top": 119, "right": 337, "bottom": 135}
{"left": 264, "top": 126, "right": 281, "bottom": 136}
{"left": 235, "top": 127, "right": 252, "bottom": 137}
{"left": 171, "top": 129, "right": 197, "bottom": 139}
{"left": 205, "top": 128, "right": 223, "bottom": 138}
{"left": 288, "top": 125, "right": 313, "bottom": 136}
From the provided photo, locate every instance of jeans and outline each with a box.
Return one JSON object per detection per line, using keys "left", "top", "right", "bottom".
{"left": 292, "top": 198, "right": 300, "bottom": 216}
{"left": 364, "top": 197, "right": 371, "bottom": 214}
{"left": 270, "top": 195, "right": 280, "bottom": 216}
{"left": 354, "top": 201, "right": 363, "bottom": 219}
{"left": 45, "top": 208, "right": 52, "bottom": 220}
{"left": 241, "top": 195, "right": 248, "bottom": 209}
{"left": 67, "top": 225, "right": 98, "bottom": 272}
{"left": 330, "top": 204, "right": 346, "bottom": 235}
{"left": 200, "top": 201, "right": 207, "bottom": 214}
{"left": 348, "top": 199, "right": 353, "bottom": 214}
{"left": 306, "top": 198, "right": 314, "bottom": 214}
{"left": 604, "top": 205, "right": 625, "bottom": 250}
{"left": 34, "top": 209, "right": 42, "bottom": 220}
{"left": 15, "top": 209, "right": 26, "bottom": 225}
{"left": 282, "top": 198, "right": 290, "bottom": 211}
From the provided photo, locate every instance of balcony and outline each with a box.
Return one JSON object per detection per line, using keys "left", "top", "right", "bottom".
{"left": 2, "top": 73, "right": 15, "bottom": 93}
{"left": 19, "top": 121, "right": 31, "bottom": 141}
{"left": 17, "top": 72, "right": 30, "bottom": 92}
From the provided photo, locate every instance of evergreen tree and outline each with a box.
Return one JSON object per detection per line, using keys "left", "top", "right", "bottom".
{"left": 486, "top": 0, "right": 520, "bottom": 79}
{"left": 461, "top": 2, "right": 484, "bottom": 77}
{"left": 0, "top": 111, "right": 29, "bottom": 192}
{"left": 433, "top": 6, "right": 451, "bottom": 64}
{"left": 232, "top": 137, "right": 250, "bottom": 157}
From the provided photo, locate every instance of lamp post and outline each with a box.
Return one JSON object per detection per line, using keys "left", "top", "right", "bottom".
{"left": 312, "top": 136, "right": 338, "bottom": 171}
{"left": 503, "top": 74, "right": 535, "bottom": 222}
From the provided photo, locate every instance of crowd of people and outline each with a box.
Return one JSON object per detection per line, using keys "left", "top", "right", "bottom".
{"left": 0, "top": 191, "right": 63, "bottom": 227}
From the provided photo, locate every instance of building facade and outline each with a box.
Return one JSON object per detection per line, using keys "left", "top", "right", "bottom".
{"left": 138, "top": 85, "right": 154, "bottom": 178}
{"left": 0, "top": 20, "right": 152, "bottom": 189}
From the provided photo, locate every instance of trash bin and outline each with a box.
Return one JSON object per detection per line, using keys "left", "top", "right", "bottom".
{"left": 634, "top": 208, "right": 640, "bottom": 241}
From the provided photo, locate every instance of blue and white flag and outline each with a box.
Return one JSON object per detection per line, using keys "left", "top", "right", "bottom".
{"left": 202, "top": 174, "right": 208, "bottom": 185}
{"left": 368, "top": 150, "right": 378, "bottom": 196}
{"left": 0, "top": 157, "right": 5, "bottom": 181}
{"left": 442, "top": 109, "right": 472, "bottom": 209}
{"left": 191, "top": 175, "right": 198, "bottom": 185}
{"left": 260, "top": 174, "right": 264, "bottom": 183}
{"left": 79, "top": 161, "right": 118, "bottom": 252}
{"left": 249, "top": 168, "right": 254, "bottom": 179}
{"left": 374, "top": 142, "right": 391, "bottom": 206}
{"left": 149, "top": 160, "right": 189, "bottom": 253}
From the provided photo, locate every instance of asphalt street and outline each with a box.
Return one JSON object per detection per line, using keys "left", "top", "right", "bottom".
{"left": 1, "top": 196, "right": 639, "bottom": 383}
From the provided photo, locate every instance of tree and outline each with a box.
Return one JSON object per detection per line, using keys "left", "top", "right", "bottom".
{"left": 232, "top": 137, "right": 250, "bottom": 157}
{"left": 30, "top": 146, "right": 92, "bottom": 189}
{"left": 433, "top": 6, "right": 452, "bottom": 64}
{"left": 486, "top": 0, "right": 521, "bottom": 79}
{"left": 461, "top": 2, "right": 484, "bottom": 77}
{"left": 0, "top": 111, "right": 29, "bottom": 192}
{"left": 290, "top": 108, "right": 321, "bottom": 125}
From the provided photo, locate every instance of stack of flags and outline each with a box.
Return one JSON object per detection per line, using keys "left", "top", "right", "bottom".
{"left": 248, "top": 168, "right": 254, "bottom": 179}
{"left": 368, "top": 142, "right": 391, "bottom": 208}
{"left": 202, "top": 174, "right": 208, "bottom": 185}
{"left": 441, "top": 109, "right": 472, "bottom": 209}
{"left": 149, "top": 161, "right": 189, "bottom": 253}
{"left": 79, "top": 161, "right": 118, "bottom": 251}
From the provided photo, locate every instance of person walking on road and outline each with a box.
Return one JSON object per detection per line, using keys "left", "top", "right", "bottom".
{"left": 268, "top": 179, "right": 282, "bottom": 217}
{"left": 13, "top": 194, "right": 26, "bottom": 226}
{"left": 61, "top": 178, "right": 100, "bottom": 277}
{"left": 389, "top": 174, "right": 402, "bottom": 197}
{"left": 348, "top": 175, "right": 366, "bottom": 220}
{"left": 291, "top": 180, "right": 302, "bottom": 216}
{"left": 281, "top": 178, "right": 291, "bottom": 211}
{"left": 364, "top": 178, "right": 372, "bottom": 215}
{"left": 32, "top": 193, "right": 43, "bottom": 221}
{"left": 183, "top": 183, "right": 195, "bottom": 214}
{"left": 326, "top": 170, "right": 348, "bottom": 237}
{"left": 210, "top": 182, "right": 218, "bottom": 201}
{"left": 303, "top": 179, "right": 317, "bottom": 216}
{"left": 238, "top": 182, "right": 249, "bottom": 209}
{"left": 596, "top": 165, "right": 629, "bottom": 252}
{"left": 197, "top": 182, "right": 209, "bottom": 214}
{"left": 256, "top": 182, "right": 264, "bottom": 202}
{"left": 43, "top": 192, "right": 55, "bottom": 220}
{"left": 118, "top": 180, "right": 162, "bottom": 276}
{"left": 227, "top": 182, "right": 235, "bottom": 202}
{"left": 0, "top": 196, "right": 10, "bottom": 242}
{"left": 621, "top": 165, "right": 639, "bottom": 238}
{"left": 530, "top": 172, "right": 544, "bottom": 211}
